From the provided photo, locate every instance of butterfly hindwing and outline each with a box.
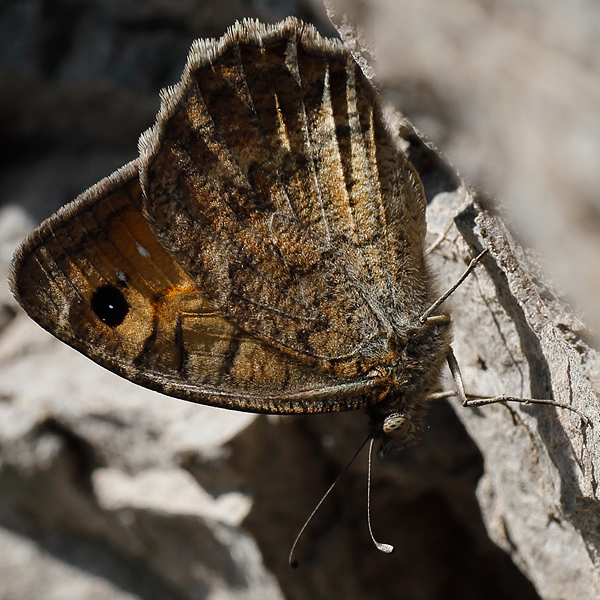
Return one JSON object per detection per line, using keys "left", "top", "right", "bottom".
{"left": 10, "top": 160, "right": 389, "bottom": 413}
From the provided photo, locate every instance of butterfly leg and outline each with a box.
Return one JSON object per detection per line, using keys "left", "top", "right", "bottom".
{"left": 443, "top": 347, "right": 590, "bottom": 425}
{"left": 425, "top": 217, "right": 455, "bottom": 256}
{"left": 425, "top": 184, "right": 468, "bottom": 256}
{"left": 420, "top": 249, "right": 489, "bottom": 324}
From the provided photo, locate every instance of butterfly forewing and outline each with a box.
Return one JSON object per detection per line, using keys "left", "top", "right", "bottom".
{"left": 10, "top": 18, "right": 448, "bottom": 425}
{"left": 140, "top": 19, "right": 431, "bottom": 379}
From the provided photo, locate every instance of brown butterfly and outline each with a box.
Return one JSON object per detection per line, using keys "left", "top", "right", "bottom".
{"left": 10, "top": 18, "right": 452, "bottom": 456}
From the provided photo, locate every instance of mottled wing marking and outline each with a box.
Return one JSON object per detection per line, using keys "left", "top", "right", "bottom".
{"left": 140, "top": 19, "right": 430, "bottom": 378}
{"left": 11, "top": 160, "right": 388, "bottom": 413}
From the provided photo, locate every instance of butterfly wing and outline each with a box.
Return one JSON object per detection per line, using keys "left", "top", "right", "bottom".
{"left": 10, "top": 160, "right": 389, "bottom": 413}
{"left": 140, "top": 18, "right": 430, "bottom": 379}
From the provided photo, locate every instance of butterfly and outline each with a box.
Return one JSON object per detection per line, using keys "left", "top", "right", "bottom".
{"left": 10, "top": 17, "right": 452, "bottom": 456}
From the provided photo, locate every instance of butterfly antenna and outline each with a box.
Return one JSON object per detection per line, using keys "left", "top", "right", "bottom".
{"left": 289, "top": 434, "right": 372, "bottom": 568}
{"left": 367, "top": 437, "right": 394, "bottom": 554}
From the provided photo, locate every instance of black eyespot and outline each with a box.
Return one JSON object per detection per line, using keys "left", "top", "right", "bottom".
{"left": 91, "top": 285, "right": 129, "bottom": 327}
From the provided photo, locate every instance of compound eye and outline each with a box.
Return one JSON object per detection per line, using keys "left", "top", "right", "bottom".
{"left": 383, "top": 413, "right": 411, "bottom": 438}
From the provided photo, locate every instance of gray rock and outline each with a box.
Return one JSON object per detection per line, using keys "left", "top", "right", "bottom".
{"left": 327, "top": 0, "right": 600, "bottom": 335}
{"left": 2, "top": 2, "right": 584, "bottom": 599}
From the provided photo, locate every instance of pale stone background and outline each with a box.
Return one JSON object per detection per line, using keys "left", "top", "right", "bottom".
{"left": 329, "top": 0, "right": 600, "bottom": 337}
{"left": 2, "top": 1, "right": 599, "bottom": 599}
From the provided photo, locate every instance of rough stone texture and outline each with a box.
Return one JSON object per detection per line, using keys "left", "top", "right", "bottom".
{"left": 396, "top": 116, "right": 600, "bottom": 598}
{"left": 428, "top": 192, "right": 600, "bottom": 599}
{"left": 2, "top": 1, "right": 598, "bottom": 600}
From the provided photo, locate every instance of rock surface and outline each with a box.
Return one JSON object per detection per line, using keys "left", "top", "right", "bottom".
{"left": 328, "top": 0, "right": 600, "bottom": 335}
{"left": 425, "top": 179, "right": 600, "bottom": 599}
{"left": 2, "top": 2, "right": 598, "bottom": 600}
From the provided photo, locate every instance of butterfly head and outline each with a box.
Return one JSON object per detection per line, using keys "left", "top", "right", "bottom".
{"left": 382, "top": 412, "right": 414, "bottom": 439}
{"left": 367, "top": 315, "right": 452, "bottom": 456}
{"left": 380, "top": 411, "right": 421, "bottom": 452}
{"left": 369, "top": 403, "right": 427, "bottom": 456}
